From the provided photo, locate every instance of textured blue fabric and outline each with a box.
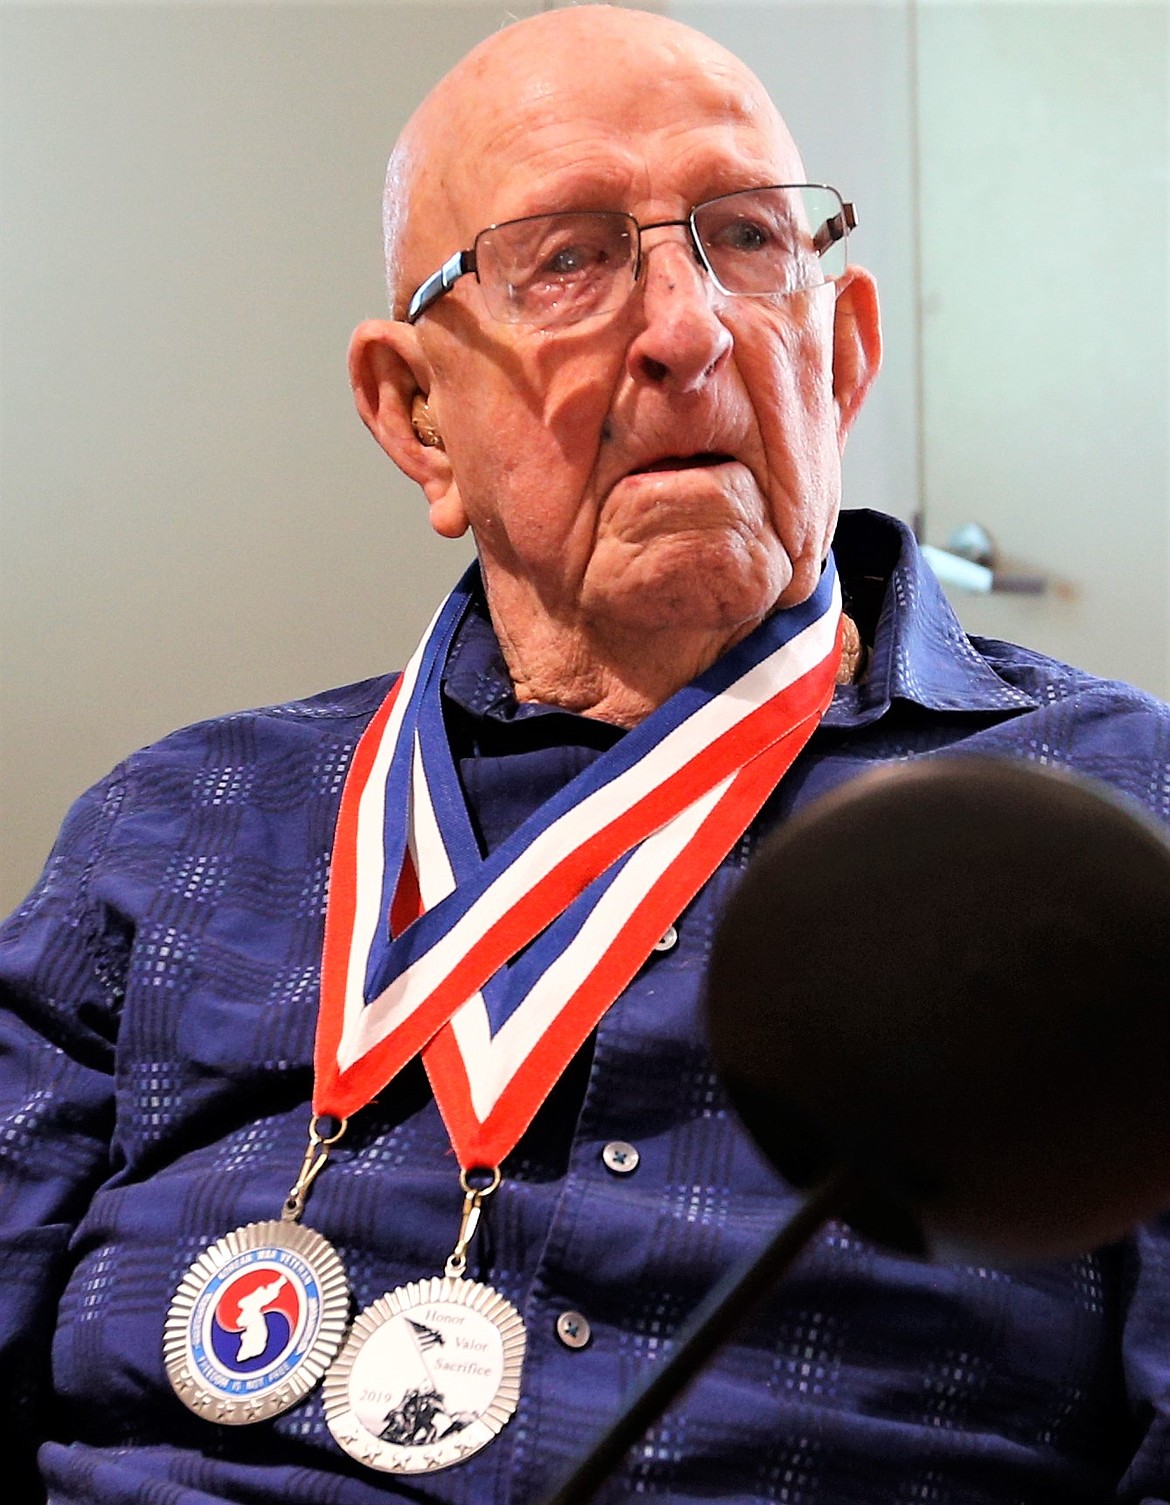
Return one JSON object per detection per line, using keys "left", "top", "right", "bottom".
{"left": 5, "top": 510, "right": 1170, "bottom": 1504}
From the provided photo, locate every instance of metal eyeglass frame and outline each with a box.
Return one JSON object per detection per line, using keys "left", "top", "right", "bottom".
{"left": 404, "top": 185, "right": 856, "bottom": 325}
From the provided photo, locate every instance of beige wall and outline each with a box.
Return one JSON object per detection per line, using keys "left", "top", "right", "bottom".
{"left": 916, "top": 1, "right": 1168, "bottom": 686}
{"left": 2, "top": 2, "right": 502, "bottom": 908}
{"left": 3, "top": 1, "right": 1168, "bottom": 911}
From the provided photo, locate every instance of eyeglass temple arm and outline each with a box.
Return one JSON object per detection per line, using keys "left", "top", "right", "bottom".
{"left": 813, "top": 201, "right": 857, "bottom": 257}
{"left": 406, "top": 249, "right": 477, "bottom": 323}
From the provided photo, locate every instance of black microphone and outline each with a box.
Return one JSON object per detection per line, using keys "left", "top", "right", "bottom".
{"left": 707, "top": 754, "right": 1170, "bottom": 1261}
{"left": 540, "top": 756, "right": 1170, "bottom": 1505}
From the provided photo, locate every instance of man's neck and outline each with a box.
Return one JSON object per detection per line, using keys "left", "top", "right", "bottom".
{"left": 495, "top": 615, "right": 763, "bottom": 729}
{"left": 493, "top": 623, "right": 752, "bottom": 728}
{"left": 485, "top": 593, "right": 863, "bottom": 728}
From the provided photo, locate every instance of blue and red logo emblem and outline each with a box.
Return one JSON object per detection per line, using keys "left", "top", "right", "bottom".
{"left": 188, "top": 1246, "right": 324, "bottom": 1397}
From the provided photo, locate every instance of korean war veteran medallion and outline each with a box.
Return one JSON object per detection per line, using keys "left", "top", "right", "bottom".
{"left": 165, "top": 1220, "right": 350, "bottom": 1424}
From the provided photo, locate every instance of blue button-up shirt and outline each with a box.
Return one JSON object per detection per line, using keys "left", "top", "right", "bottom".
{"left": 4, "top": 511, "right": 1170, "bottom": 1504}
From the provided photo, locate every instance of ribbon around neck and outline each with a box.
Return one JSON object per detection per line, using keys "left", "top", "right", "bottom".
{"left": 314, "top": 561, "right": 844, "bottom": 1167}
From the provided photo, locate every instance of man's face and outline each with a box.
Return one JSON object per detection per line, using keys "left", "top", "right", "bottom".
{"left": 381, "top": 16, "right": 879, "bottom": 687}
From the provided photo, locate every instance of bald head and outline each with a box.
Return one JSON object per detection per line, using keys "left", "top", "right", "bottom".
{"left": 382, "top": 5, "right": 800, "bottom": 316}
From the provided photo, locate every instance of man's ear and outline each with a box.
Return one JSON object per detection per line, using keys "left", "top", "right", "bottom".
{"left": 347, "top": 319, "right": 469, "bottom": 539}
{"left": 831, "top": 267, "right": 882, "bottom": 450}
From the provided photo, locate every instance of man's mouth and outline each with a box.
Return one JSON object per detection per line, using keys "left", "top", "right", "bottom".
{"left": 630, "top": 452, "right": 735, "bottom": 475}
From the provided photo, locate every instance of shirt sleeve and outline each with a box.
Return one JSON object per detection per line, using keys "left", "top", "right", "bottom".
{"left": 1110, "top": 1214, "right": 1170, "bottom": 1501}
{"left": 0, "top": 771, "right": 127, "bottom": 1498}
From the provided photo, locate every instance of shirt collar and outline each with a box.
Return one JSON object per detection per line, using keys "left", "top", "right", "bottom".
{"left": 441, "top": 509, "right": 1037, "bottom": 731}
{"left": 824, "top": 509, "right": 1037, "bottom": 727}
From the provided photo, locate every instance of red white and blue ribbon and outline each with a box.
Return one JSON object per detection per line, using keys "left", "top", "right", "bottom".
{"left": 314, "top": 561, "right": 844, "bottom": 1168}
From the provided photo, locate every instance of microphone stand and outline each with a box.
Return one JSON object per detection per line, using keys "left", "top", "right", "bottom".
{"left": 540, "top": 1165, "right": 858, "bottom": 1505}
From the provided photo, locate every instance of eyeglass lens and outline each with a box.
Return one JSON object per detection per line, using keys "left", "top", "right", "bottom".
{"left": 475, "top": 212, "right": 638, "bottom": 326}
{"left": 694, "top": 187, "right": 831, "bottom": 296}
{"left": 473, "top": 186, "right": 846, "bottom": 328}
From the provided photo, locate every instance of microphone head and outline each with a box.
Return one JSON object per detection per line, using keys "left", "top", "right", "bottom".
{"left": 705, "top": 756, "right": 1170, "bottom": 1261}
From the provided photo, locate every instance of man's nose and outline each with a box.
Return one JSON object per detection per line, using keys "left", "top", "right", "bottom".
{"left": 626, "top": 234, "right": 733, "bottom": 391}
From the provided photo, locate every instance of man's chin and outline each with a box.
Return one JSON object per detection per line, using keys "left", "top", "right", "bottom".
{"left": 583, "top": 549, "right": 792, "bottom": 644}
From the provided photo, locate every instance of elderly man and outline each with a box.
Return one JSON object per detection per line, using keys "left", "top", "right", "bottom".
{"left": 4, "top": 7, "right": 1170, "bottom": 1504}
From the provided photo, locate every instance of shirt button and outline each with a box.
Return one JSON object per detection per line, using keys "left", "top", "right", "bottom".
{"left": 653, "top": 923, "right": 679, "bottom": 953}
{"left": 602, "top": 1140, "right": 640, "bottom": 1175}
{"left": 556, "top": 1311, "right": 592, "bottom": 1349}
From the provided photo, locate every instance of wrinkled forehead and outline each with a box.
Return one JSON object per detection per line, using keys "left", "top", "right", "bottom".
{"left": 395, "top": 13, "right": 804, "bottom": 292}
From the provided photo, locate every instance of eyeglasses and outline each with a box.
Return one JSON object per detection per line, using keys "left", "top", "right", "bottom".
{"left": 405, "top": 184, "right": 855, "bottom": 328}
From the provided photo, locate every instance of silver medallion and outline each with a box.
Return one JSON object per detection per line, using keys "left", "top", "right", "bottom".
{"left": 164, "top": 1220, "right": 350, "bottom": 1424}
{"left": 323, "top": 1275, "right": 526, "bottom": 1472}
